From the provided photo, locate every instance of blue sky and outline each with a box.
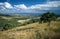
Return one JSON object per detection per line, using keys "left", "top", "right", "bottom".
{"left": 0, "top": 0, "right": 47, "bottom": 6}
{"left": 0, "top": 0, "right": 60, "bottom": 5}
{"left": 0, "top": 0, "right": 60, "bottom": 14}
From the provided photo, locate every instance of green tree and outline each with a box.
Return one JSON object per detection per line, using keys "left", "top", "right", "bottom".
{"left": 39, "top": 12, "right": 57, "bottom": 26}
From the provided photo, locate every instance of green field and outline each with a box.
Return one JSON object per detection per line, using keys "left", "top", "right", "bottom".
{"left": 0, "top": 15, "right": 39, "bottom": 30}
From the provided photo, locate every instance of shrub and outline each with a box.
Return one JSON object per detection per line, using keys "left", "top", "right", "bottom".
{"left": 3, "top": 23, "right": 13, "bottom": 30}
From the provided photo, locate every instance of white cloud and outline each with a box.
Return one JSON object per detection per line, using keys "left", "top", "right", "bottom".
{"left": 29, "top": 1, "right": 60, "bottom": 10}
{"left": 0, "top": 1, "right": 60, "bottom": 13}
{"left": 4, "top": 2, "right": 13, "bottom": 8}
{"left": 14, "top": 4, "right": 27, "bottom": 9}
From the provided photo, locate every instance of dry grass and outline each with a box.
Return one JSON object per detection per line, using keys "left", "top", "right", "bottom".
{"left": 0, "top": 21, "right": 60, "bottom": 39}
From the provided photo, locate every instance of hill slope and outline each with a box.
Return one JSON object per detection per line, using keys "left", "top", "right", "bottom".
{"left": 0, "top": 21, "right": 60, "bottom": 39}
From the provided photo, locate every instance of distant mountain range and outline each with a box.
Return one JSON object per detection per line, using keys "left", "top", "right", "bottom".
{"left": 0, "top": 13, "right": 60, "bottom": 17}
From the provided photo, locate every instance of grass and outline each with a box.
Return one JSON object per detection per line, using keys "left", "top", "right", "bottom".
{"left": 0, "top": 16, "right": 39, "bottom": 30}
{"left": 0, "top": 16, "right": 60, "bottom": 39}
{"left": 52, "top": 23, "right": 60, "bottom": 33}
{"left": 0, "top": 16, "right": 29, "bottom": 30}
{"left": 0, "top": 21, "right": 60, "bottom": 39}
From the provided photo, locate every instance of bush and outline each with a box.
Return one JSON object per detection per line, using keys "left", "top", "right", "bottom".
{"left": 3, "top": 23, "right": 13, "bottom": 30}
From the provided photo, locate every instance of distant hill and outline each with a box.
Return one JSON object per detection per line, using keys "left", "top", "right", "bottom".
{"left": 7, "top": 13, "right": 42, "bottom": 17}
{"left": 0, "top": 14, "right": 11, "bottom": 16}
{"left": 0, "top": 13, "right": 60, "bottom": 17}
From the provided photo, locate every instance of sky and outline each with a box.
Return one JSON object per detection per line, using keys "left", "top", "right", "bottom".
{"left": 0, "top": 0, "right": 60, "bottom": 14}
